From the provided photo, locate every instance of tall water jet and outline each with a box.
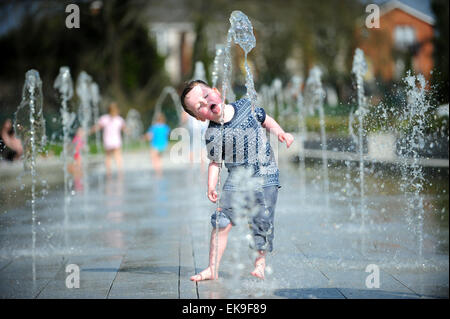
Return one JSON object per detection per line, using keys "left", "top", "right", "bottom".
{"left": 351, "top": 48, "right": 369, "bottom": 231}
{"left": 90, "top": 82, "right": 103, "bottom": 188}
{"left": 227, "top": 167, "right": 266, "bottom": 296}
{"left": 272, "top": 78, "right": 284, "bottom": 123}
{"left": 346, "top": 109, "right": 359, "bottom": 221}
{"left": 305, "top": 67, "right": 329, "bottom": 210}
{"left": 90, "top": 82, "right": 101, "bottom": 155}
{"left": 400, "top": 71, "right": 430, "bottom": 258}
{"left": 13, "top": 69, "right": 47, "bottom": 288}
{"left": 292, "top": 76, "right": 307, "bottom": 202}
{"left": 192, "top": 61, "right": 207, "bottom": 82}
{"left": 229, "top": 10, "right": 257, "bottom": 112}
{"left": 214, "top": 10, "right": 273, "bottom": 285}
{"left": 152, "top": 86, "right": 183, "bottom": 126}
{"left": 76, "top": 71, "right": 93, "bottom": 195}
{"left": 211, "top": 44, "right": 225, "bottom": 89}
{"left": 125, "top": 108, "right": 144, "bottom": 147}
{"left": 54, "top": 66, "right": 75, "bottom": 242}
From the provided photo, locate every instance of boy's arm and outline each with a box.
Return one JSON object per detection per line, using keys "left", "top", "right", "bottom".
{"left": 262, "top": 115, "right": 294, "bottom": 148}
{"left": 207, "top": 161, "right": 221, "bottom": 203}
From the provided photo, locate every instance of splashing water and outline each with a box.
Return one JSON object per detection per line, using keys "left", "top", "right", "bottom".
{"left": 211, "top": 44, "right": 225, "bottom": 89}
{"left": 90, "top": 82, "right": 101, "bottom": 155}
{"left": 13, "top": 69, "right": 47, "bottom": 290}
{"left": 214, "top": 10, "right": 273, "bottom": 286}
{"left": 89, "top": 81, "right": 103, "bottom": 189}
{"left": 346, "top": 109, "right": 359, "bottom": 221}
{"left": 399, "top": 71, "right": 430, "bottom": 258}
{"left": 152, "top": 86, "right": 183, "bottom": 126}
{"left": 76, "top": 71, "right": 93, "bottom": 195}
{"left": 192, "top": 61, "right": 207, "bottom": 83}
{"left": 226, "top": 167, "right": 266, "bottom": 295}
{"left": 229, "top": 10, "right": 257, "bottom": 113}
{"left": 14, "top": 70, "right": 47, "bottom": 171}
{"left": 125, "top": 109, "right": 144, "bottom": 148}
{"left": 54, "top": 66, "right": 75, "bottom": 244}
{"left": 292, "top": 76, "right": 307, "bottom": 202}
{"left": 272, "top": 78, "right": 284, "bottom": 122}
{"left": 351, "top": 48, "right": 369, "bottom": 232}
{"left": 305, "top": 67, "right": 329, "bottom": 210}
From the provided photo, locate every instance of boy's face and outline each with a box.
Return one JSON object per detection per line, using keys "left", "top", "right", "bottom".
{"left": 184, "top": 84, "right": 223, "bottom": 122}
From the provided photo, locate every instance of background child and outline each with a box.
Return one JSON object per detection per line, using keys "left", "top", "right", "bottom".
{"left": 91, "top": 102, "right": 127, "bottom": 178}
{"left": 145, "top": 113, "right": 170, "bottom": 177}
{"left": 180, "top": 80, "right": 294, "bottom": 281}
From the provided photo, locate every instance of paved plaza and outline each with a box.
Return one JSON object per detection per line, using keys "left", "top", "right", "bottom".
{"left": 0, "top": 151, "right": 448, "bottom": 299}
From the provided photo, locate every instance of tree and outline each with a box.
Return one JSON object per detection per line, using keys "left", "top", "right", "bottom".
{"left": 431, "top": 0, "right": 449, "bottom": 104}
{"left": 0, "top": 0, "right": 169, "bottom": 132}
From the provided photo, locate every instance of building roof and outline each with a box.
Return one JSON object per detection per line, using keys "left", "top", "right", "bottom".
{"left": 380, "top": 0, "right": 435, "bottom": 25}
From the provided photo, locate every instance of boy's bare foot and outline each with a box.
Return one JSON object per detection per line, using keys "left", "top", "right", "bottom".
{"left": 250, "top": 257, "right": 265, "bottom": 279}
{"left": 190, "top": 267, "right": 218, "bottom": 282}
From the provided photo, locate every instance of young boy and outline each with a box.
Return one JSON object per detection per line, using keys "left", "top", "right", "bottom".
{"left": 180, "top": 80, "right": 293, "bottom": 281}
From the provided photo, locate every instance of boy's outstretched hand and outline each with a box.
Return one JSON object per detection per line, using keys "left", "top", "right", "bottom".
{"left": 208, "top": 188, "right": 218, "bottom": 203}
{"left": 278, "top": 132, "right": 294, "bottom": 148}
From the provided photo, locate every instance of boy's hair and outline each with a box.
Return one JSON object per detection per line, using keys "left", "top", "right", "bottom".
{"left": 180, "top": 80, "right": 208, "bottom": 118}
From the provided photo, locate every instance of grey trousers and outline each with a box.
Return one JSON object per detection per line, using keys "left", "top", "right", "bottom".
{"left": 210, "top": 186, "right": 279, "bottom": 252}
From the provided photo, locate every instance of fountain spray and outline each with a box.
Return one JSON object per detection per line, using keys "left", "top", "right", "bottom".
{"left": 351, "top": 48, "right": 369, "bottom": 231}
{"left": 400, "top": 72, "right": 430, "bottom": 258}
{"left": 292, "top": 76, "right": 307, "bottom": 203}
{"left": 76, "top": 71, "right": 93, "bottom": 196}
{"left": 305, "top": 67, "right": 329, "bottom": 210}
{"left": 54, "top": 66, "right": 75, "bottom": 244}
{"left": 193, "top": 61, "right": 207, "bottom": 83}
{"left": 212, "top": 10, "right": 271, "bottom": 284}
{"left": 125, "top": 109, "right": 144, "bottom": 147}
{"left": 211, "top": 44, "right": 225, "bottom": 89}
{"left": 13, "top": 69, "right": 47, "bottom": 289}
{"left": 90, "top": 82, "right": 101, "bottom": 155}
{"left": 152, "top": 86, "right": 183, "bottom": 126}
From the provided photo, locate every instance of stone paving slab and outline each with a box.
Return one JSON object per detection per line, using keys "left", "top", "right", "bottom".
{"left": 37, "top": 255, "right": 123, "bottom": 299}
{"left": 179, "top": 224, "right": 198, "bottom": 299}
{"left": 0, "top": 256, "right": 65, "bottom": 298}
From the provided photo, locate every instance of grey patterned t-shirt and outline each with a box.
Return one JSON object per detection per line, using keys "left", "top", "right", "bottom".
{"left": 205, "top": 98, "right": 280, "bottom": 191}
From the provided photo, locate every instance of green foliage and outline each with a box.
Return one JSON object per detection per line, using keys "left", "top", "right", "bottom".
{"left": 431, "top": 0, "right": 449, "bottom": 105}
{"left": 42, "top": 143, "right": 62, "bottom": 157}
{"left": 0, "top": 0, "right": 169, "bottom": 132}
{"left": 306, "top": 116, "right": 349, "bottom": 135}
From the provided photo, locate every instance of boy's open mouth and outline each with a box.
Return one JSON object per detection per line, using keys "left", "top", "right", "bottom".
{"left": 210, "top": 103, "right": 220, "bottom": 114}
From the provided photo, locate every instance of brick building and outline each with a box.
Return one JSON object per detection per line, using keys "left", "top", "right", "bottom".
{"left": 356, "top": 0, "right": 435, "bottom": 83}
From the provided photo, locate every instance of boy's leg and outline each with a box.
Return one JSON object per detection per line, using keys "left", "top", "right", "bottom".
{"left": 190, "top": 223, "right": 232, "bottom": 281}
{"left": 250, "top": 186, "right": 278, "bottom": 279}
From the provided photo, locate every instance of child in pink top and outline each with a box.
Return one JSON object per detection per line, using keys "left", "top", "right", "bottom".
{"left": 91, "top": 102, "right": 127, "bottom": 177}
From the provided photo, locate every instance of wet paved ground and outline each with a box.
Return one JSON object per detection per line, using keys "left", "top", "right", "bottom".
{"left": 0, "top": 151, "right": 448, "bottom": 299}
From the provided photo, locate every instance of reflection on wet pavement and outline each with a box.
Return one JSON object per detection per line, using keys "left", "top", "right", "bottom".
{"left": 0, "top": 158, "right": 448, "bottom": 298}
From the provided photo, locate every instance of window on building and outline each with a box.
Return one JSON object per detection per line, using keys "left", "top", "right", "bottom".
{"left": 393, "top": 26, "right": 416, "bottom": 50}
